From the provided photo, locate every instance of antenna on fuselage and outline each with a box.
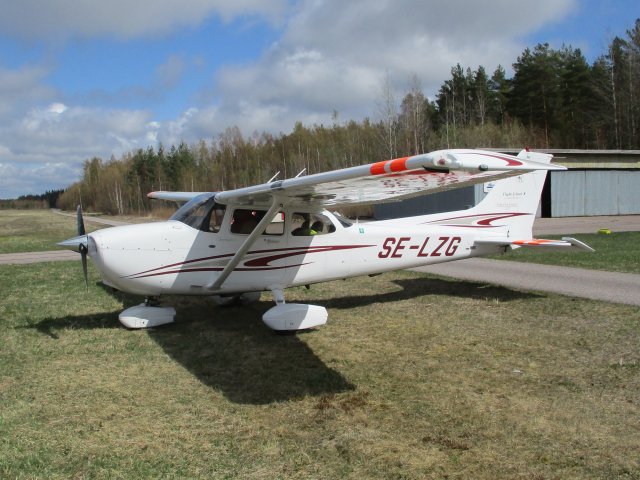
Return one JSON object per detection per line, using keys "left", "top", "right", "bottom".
{"left": 294, "top": 168, "right": 306, "bottom": 178}
{"left": 267, "top": 171, "right": 281, "bottom": 183}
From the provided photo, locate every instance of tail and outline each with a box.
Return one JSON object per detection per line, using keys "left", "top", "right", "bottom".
{"left": 376, "top": 149, "right": 557, "bottom": 239}
{"left": 466, "top": 150, "right": 551, "bottom": 238}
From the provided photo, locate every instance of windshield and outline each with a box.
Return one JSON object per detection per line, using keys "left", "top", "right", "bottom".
{"left": 170, "top": 193, "right": 217, "bottom": 230}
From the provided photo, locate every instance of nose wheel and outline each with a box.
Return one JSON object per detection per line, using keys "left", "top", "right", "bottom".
{"left": 119, "top": 296, "right": 175, "bottom": 329}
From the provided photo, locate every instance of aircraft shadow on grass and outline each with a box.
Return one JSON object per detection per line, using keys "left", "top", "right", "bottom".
{"left": 314, "top": 275, "right": 544, "bottom": 310}
{"left": 28, "top": 285, "right": 355, "bottom": 405}
{"left": 27, "top": 276, "right": 541, "bottom": 404}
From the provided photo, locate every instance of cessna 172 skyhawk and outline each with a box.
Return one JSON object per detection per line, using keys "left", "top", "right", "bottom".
{"left": 59, "top": 149, "right": 592, "bottom": 331}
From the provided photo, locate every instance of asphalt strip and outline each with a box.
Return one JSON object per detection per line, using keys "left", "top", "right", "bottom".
{"left": 0, "top": 250, "right": 78, "bottom": 264}
{"left": 413, "top": 258, "right": 640, "bottom": 307}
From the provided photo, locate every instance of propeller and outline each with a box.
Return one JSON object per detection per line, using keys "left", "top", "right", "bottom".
{"left": 77, "top": 204, "right": 86, "bottom": 236}
{"left": 57, "top": 205, "right": 90, "bottom": 287}
{"left": 77, "top": 205, "right": 89, "bottom": 288}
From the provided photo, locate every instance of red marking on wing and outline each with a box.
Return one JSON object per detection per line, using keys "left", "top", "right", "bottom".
{"left": 389, "top": 157, "right": 408, "bottom": 172}
{"left": 370, "top": 156, "right": 409, "bottom": 175}
{"left": 370, "top": 161, "right": 388, "bottom": 175}
{"left": 512, "top": 239, "right": 557, "bottom": 246}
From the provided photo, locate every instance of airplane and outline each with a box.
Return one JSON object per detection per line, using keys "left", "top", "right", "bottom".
{"left": 58, "top": 148, "right": 593, "bottom": 331}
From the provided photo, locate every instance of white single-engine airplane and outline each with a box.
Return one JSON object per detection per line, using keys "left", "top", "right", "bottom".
{"left": 59, "top": 149, "right": 593, "bottom": 331}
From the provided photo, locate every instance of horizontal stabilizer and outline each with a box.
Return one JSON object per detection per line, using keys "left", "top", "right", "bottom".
{"left": 475, "top": 237, "right": 594, "bottom": 252}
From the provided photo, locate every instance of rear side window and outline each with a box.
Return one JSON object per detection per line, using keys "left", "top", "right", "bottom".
{"left": 230, "top": 209, "right": 284, "bottom": 235}
{"left": 290, "top": 212, "right": 336, "bottom": 236}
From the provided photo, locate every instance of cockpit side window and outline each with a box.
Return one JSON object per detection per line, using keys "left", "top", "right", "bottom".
{"left": 207, "top": 204, "right": 226, "bottom": 233}
{"left": 169, "top": 194, "right": 226, "bottom": 233}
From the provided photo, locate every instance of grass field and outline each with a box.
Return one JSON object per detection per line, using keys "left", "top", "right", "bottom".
{"left": 1, "top": 258, "right": 639, "bottom": 479}
{"left": 0, "top": 209, "right": 164, "bottom": 255}
{"left": 0, "top": 210, "right": 103, "bottom": 254}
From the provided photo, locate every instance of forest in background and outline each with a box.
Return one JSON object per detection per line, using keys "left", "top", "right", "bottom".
{"left": 0, "top": 190, "right": 64, "bottom": 210}
{"left": 52, "top": 19, "right": 639, "bottom": 215}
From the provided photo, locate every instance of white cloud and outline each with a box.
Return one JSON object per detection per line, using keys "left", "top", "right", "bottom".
{"left": 0, "top": 60, "right": 162, "bottom": 196}
{"left": 2, "top": 104, "right": 155, "bottom": 165}
{"left": 0, "top": 65, "right": 56, "bottom": 121}
{"left": 156, "top": 55, "right": 187, "bottom": 89}
{"left": 0, "top": 161, "right": 80, "bottom": 198}
{"left": 0, "top": 0, "right": 581, "bottom": 196}
{"left": 47, "top": 102, "right": 68, "bottom": 115}
{"left": 187, "top": 0, "right": 578, "bottom": 135}
{"left": 0, "top": 0, "right": 288, "bottom": 40}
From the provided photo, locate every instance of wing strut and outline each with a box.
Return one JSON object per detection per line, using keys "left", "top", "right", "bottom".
{"left": 206, "top": 197, "right": 282, "bottom": 291}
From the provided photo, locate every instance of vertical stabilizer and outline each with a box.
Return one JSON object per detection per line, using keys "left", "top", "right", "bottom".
{"left": 467, "top": 150, "right": 552, "bottom": 238}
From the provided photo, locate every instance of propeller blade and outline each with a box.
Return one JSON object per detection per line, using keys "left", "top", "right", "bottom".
{"left": 80, "top": 244, "right": 88, "bottom": 288}
{"left": 77, "top": 205, "right": 86, "bottom": 236}
{"left": 58, "top": 206, "right": 88, "bottom": 287}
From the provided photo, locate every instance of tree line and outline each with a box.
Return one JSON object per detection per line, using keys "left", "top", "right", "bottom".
{"left": 57, "top": 19, "right": 640, "bottom": 214}
{"left": 0, "top": 189, "right": 64, "bottom": 210}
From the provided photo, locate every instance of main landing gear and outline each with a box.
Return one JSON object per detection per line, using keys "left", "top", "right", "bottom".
{"left": 261, "top": 288, "right": 328, "bottom": 331}
{"left": 117, "top": 290, "right": 328, "bottom": 332}
{"left": 211, "top": 291, "right": 262, "bottom": 307}
{"left": 118, "top": 296, "right": 176, "bottom": 329}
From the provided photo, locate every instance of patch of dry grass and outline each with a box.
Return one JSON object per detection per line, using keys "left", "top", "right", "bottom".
{"left": 1, "top": 261, "right": 639, "bottom": 479}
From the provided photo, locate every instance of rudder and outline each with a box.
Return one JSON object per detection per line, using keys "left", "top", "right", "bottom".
{"left": 467, "top": 150, "right": 552, "bottom": 238}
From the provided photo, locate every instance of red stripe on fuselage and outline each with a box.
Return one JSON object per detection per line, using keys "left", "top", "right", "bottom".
{"left": 421, "top": 212, "right": 530, "bottom": 228}
{"left": 125, "top": 244, "right": 374, "bottom": 279}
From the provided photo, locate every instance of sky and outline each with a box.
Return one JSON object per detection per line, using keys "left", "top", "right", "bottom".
{"left": 0, "top": 0, "right": 638, "bottom": 198}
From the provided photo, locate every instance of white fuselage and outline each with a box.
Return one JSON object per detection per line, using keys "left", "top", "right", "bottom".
{"left": 87, "top": 209, "right": 509, "bottom": 297}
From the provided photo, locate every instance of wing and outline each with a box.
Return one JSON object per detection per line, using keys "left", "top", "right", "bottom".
{"left": 214, "top": 149, "right": 565, "bottom": 208}
{"left": 475, "top": 237, "right": 595, "bottom": 252}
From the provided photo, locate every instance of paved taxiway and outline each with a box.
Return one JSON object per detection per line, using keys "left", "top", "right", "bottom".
{"left": 412, "top": 214, "right": 640, "bottom": 307}
{"left": 414, "top": 258, "right": 640, "bottom": 307}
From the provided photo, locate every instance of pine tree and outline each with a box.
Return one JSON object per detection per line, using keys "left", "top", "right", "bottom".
{"left": 489, "top": 65, "right": 510, "bottom": 125}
